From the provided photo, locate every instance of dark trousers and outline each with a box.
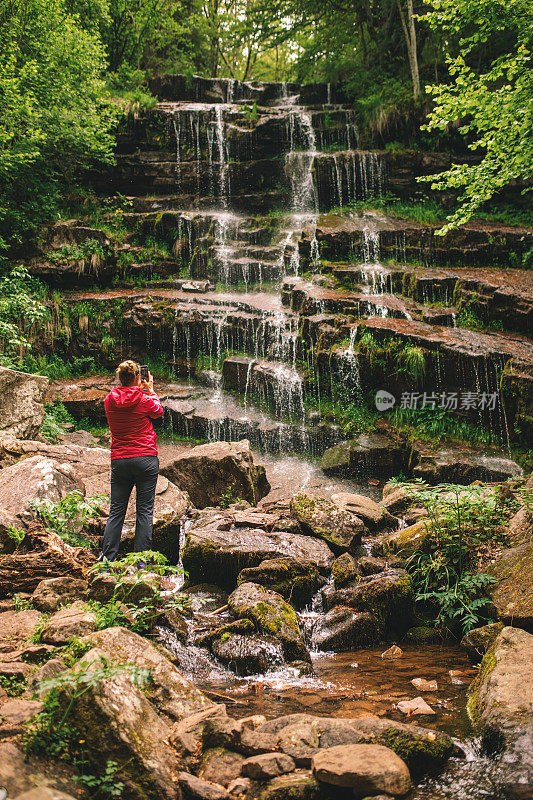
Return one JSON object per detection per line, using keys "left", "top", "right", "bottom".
{"left": 101, "top": 455, "right": 159, "bottom": 562}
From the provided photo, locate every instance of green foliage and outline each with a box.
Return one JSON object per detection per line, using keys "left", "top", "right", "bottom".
{"left": 6, "top": 525, "right": 25, "bottom": 545}
{"left": 405, "top": 483, "right": 513, "bottom": 634}
{"left": 0, "top": 0, "right": 118, "bottom": 255}
{"left": 0, "top": 674, "right": 27, "bottom": 697}
{"left": 13, "top": 593, "right": 32, "bottom": 611}
{"left": 0, "top": 266, "right": 49, "bottom": 363}
{"left": 30, "top": 491, "right": 107, "bottom": 549}
{"left": 420, "top": 0, "right": 533, "bottom": 231}
{"left": 73, "top": 759, "right": 125, "bottom": 798}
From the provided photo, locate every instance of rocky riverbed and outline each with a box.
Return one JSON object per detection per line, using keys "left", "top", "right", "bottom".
{"left": 0, "top": 394, "right": 532, "bottom": 799}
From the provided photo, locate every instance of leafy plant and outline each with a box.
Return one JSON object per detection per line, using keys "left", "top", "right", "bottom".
{"left": 0, "top": 674, "right": 27, "bottom": 697}
{"left": 73, "top": 759, "right": 125, "bottom": 798}
{"left": 30, "top": 492, "right": 107, "bottom": 549}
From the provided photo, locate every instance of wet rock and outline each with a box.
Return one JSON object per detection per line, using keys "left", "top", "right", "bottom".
{"left": 403, "top": 626, "right": 441, "bottom": 645}
{"left": 290, "top": 492, "right": 364, "bottom": 553}
{"left": 488, "top": 541, "right": 533, "bottom": 628}
{"left": 194, "top": 619, "right": 255, "bottom": 649}
{"left": 198, "top": 748, "right": 246, "bottom": 787}
{"left": 161, "top": 440, "right": 270, "bottom": 509}
{"left": 312, "top": 608, "right": 381, "bottom": 651}
{"left": 331, "top": 553, "right": 358, "bottom": 588}
{"left": 461, "top": 622, "right": 504, "bottom": 661}
{"left": 256, "top": 713, "right": 453, "bottom": 773}
{"left": 382, "top": 645, "right": 403, "bottom": 659}
{"left": 242, "top": 753, "right": 296, "bottom": 780}
{"left": 182, "top": 516, "right": 334, "bottom": 590}
{"left": 30, "top": 577, "right": 88, "bottom": 613}
{"left": 331, "top": 492, "right": 397, "bottom": 532}
{"left": 67, "top": 649, "right": 181, "bottom": 800}
{"left": 397, "top": 697, "right": 435, "bottom": 716}
{"left": 413, "top": 451, "right": 523, "bottom": 485}
{"left": 322, "top": 434, "right": 407, "bottom": 480}
{"left": 0, "top": 367, "right": 48, "bottom": 439}
{"left": 212, "top": 634, "right": 285, "bottom": 675}
{"left": 468, "top": 626, "right": 533, "bottom": 796}
{"left": 380, "top": 484, "right": 418, "bottom": 515}
{"left": 228, "top": 582, "right": 310, "bottom": 662}
{"left": 237, "top": 557, "right": 325, "bottom": 609}
{"left": 40, "top": 601, "right": 97, "bottom": 644}
{"left": 312, "top": 743, "right": 411, "bottom": 796}
{"left": 374, "top": 521, "right": 432, "bottom": 559}
{"left": 169, "top": 704, "right": 231, "bottom": 756}
{"left": 257, "top": 773, "right": 322, "bottom": 800}
{"left": 179, "top": 772, "right": 229, "bottom": 800}
{"left": 411, "top": 678, "right": 438, "bottom": 692}
{"left": 321, "top": 569, "right": 414, "bottom": 636}
{"left": 79, "top": 626, "right": 214, "bottom": 721}
{"left": 358, "top": 556, "right": 388, "bottom": 576}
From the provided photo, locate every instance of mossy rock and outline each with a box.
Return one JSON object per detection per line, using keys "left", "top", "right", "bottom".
{"left": 404, "top": 626, "right": 441, "bottom": 645}
{"left": 237, "top": 557, "right": 324, "bottom": 609}
{"left": 374, "top": 520, "right": 432, "bottom": 559}
{"left": 194, "top": 618, "right": 255, "bottom": 648}
{"left": 290, "top": 492, "right": 364, "bottom": 553}
{"left": 331, "top": 553, "right": 358, "bottom": 588}
{"left": 228, "top": 582, "right": 310, "bottom": 662}
{"left": 488, "top": 541, "right": 533, "bottom": 628}
{"left": 460, "top": 622, "right": 504, "bottom": 662}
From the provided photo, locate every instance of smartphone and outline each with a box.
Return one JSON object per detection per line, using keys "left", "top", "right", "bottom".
{"left": 140, "top": 365, "right": 149, "bottom": 382}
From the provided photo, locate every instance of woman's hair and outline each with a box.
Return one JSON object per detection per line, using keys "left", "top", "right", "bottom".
{"left": 116, "top": 360, "right": 140, "bottom": 387}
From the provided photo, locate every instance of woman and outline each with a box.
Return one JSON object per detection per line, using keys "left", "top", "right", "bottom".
{"left": 99, "top": 360, "right": 164, "bottom": 562}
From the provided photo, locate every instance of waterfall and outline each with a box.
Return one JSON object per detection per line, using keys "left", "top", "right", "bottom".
{"left": 213, "top": 106, "right": 230, "bottom": 206}
{"left": 285, "top": 109, "right": 318, "bottom": 213}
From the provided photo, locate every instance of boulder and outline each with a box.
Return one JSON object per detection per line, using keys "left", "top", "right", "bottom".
{"left": 0, "top": 697, "right": 43, "bottom": 737}
{"left": 380, "top": 483, "right": 419, "bottom": 515}
{"left": 321, "top": 434, "right": 407, "bottom": 479}
{"left": 256, "top": 713, "right": 453, "bottom": 773}
{"left": 331, "top": 553, "right": 358, "bottom": 588}
{"left": 228, "top": 582, "right": 310, "bottom": 662}
{"left": 330, "top": 493, "right": 397, "bottom": 532}
{"left": 374, "top": 520, "right": 432, "bottom": 559}
{"left": 468, "top": 626, "right": 533, "bottom": 796}
{"left": 182, "top": 515, "right": 334, "bottom": 590}
{"left": 290, "top": 492, "right": 364, "bottom": 553}
{"left": 0, "top": 367, "right": 48, "bottom": 439}
{"left": 488, "top": 542, "right": 533, "bottom": 629}
{"left": 160, "top": 440, "right": 270, "bottom": 508}
{"left": 237, "top": 557, "right": 325, "bottom": 609}
{"left": 79, "top": 626, "right": 214, "bottom": 721}
{"left": 461, "top": 622, "right": 504, "bottom": 661}
{"left": 40, "top": 601, "right": 97, "bottom": 644}
{"left": 321, "top": 569, "right": 414, "bottom": 636}
{"left": 413, "top": 451, "right": 523, "bottom": 485}
{"left": 30, "top": 577, "right": 88, "bottom": 613}
{"left": 256, "top": 773, "right": 321, "bottom": 799}
{"left": 242, "top": 753, "right": 296, "bottom": 780}
{"left": 0, "top": 456, "right": 84, "bottom": 525}
{"left": 178, "top": 772, "right": 229, "bottom": 800}
{"left": 67, "top": 649, "right": 181, "bottom": 800}
{"left": 0, "top": 609, "right": 43, "bottom": 645}
{"left": 311, "top": 607, "right": 381, "bottom": 651}
{"left": 312, "top": 744, "right": 411, "bottom": 796}
{"left": 198, "top": 748, "right": 246, "bottom": 787}
{"left": 212, "top": 634, "right": 285, "bottom": 675}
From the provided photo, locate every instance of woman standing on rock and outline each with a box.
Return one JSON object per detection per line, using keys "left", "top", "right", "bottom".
{"left": 99, "top": 360, "right": 164, "bottom": 563}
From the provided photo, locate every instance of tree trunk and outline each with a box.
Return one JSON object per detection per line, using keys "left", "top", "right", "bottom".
{"left": 397, "top": 0, "right": 421, "bottom": 101}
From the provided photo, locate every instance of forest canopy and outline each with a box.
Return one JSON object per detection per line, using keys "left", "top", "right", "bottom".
{"left": 0, "top": 0, "right": 531, "bottom": 256}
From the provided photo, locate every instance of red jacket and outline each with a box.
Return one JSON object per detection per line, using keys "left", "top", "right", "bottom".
{"left": 105, "top": 386, "right": 164, "bottom": 460}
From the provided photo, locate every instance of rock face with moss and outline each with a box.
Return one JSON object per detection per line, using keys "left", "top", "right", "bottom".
{"left": 488, "top": 542, "right": 533, "bottom": 628}
{"left": 0, "top": 367, "right": 49, "bottom": 439}
{"left": 237, "top": 556, "right": 325, "bottom": 609}
{"left": 228, "top": 582, "right": 310, "bottom": 662}
{"left": 161, "top": 439, "right": 270, "bottom": 508}
{"left": 322, "top": 569, "right": 415, "bottom": 637}
{"left": 290, "top": 492, "right": 364, "bottom": 553}
{"left": 311, "top": 607, "right": 381, "bottom": 651}
{"left": 467, "top": 626, "right": 533, "bottom": 796}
